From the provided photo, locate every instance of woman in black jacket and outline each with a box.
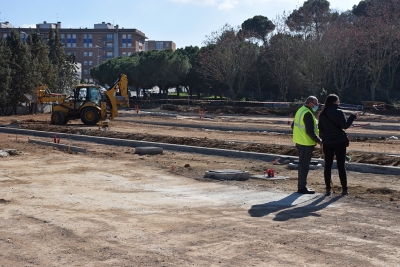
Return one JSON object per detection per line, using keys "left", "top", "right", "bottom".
{"left": 318, "top": 94, "right": 359, "bottom": 196}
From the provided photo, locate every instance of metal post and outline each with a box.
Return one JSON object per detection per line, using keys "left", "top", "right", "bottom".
{"left": 95, "top": 45, "right": 101, "bottom": 66}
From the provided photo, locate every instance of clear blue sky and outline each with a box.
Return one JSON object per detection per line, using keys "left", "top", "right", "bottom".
{"left": 1, "top": 0, "right": 361, "bottom": 49}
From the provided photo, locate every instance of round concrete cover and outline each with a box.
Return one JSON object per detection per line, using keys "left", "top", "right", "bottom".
{"left": 135, "top": 146, "right": 163, "bottom": 155}
{"left": 204, "top": 169, "right": 249, "bottom": 181}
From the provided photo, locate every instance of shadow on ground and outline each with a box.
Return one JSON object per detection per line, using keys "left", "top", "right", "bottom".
{"left": 248, "top": 194, "right": 341, "bottom": 221}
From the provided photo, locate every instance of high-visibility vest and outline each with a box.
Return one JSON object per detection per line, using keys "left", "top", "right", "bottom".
{"left": 292, "top": 105, "right": 319, "bottom": 146}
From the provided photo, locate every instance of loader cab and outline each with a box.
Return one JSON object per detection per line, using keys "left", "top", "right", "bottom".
{"left": 73, "top": 86, "right": 102, "bottom": 109}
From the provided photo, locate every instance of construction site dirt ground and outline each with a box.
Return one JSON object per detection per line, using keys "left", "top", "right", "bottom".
{"left": 1, "top": 107, "right": 400, "bottom": 266}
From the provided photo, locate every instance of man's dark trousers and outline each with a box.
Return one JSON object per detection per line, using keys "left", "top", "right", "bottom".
{"left": 296, "top": 144, "right": 315, "bottom": 190}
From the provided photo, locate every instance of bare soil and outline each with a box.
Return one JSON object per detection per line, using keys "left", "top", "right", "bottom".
{"left": 1, "top": 106, "right": 400, "bottom": 266}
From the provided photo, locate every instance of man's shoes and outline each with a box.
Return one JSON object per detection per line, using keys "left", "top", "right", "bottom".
{"left": 325, "top": 189, "right": 331, "bottom": 196}
{"left": 297, "top": 188, "right": 315, "bottom": 194}
{"left": 341, "top": 189, "right": 348, "bottom": 196}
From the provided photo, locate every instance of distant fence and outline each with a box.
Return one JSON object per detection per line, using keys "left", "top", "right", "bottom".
{"left": 132, "top": 98, "right": 375, "bottom": 111}
{"left": 133, "top": 98, "right": 295, "bottom": 108}
{"left": 338, "top": 103, "right": 364, "bottom": 111}
{"left": 4, "top": 100, "right": 393, "bottom": 117}
{"left": 362, "top": 101, "right": 386, "bottom": 111}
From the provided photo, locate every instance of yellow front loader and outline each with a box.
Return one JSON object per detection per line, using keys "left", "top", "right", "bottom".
{"left": 29, "top": 74, "right": 129, "bottom": 125}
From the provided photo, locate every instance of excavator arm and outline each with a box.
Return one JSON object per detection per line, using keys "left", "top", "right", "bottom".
{"left": 25, "top": 85, "right": 66, "bottom": 104}
{"left": 104, "top": 74, "right": 130, "bottom": 119}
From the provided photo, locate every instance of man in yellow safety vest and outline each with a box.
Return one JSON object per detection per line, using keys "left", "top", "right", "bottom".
{"left": 292, "top": 96, "right": 322, "bottom": 194}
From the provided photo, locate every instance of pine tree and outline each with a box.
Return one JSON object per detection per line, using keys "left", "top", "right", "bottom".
{"left": 0, "top": 39, "right": 12, "bottom": 114}
{"left": 27, "top": 32, "right": 52, "bottom": 87}
{"left": 47, "top": 28, "right": 77, "bottom": 93}
{"left": 6, "top": 30, "right": 35, "bottom": 114}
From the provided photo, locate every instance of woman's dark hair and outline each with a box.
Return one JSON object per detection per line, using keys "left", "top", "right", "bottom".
{"left": 322, "top": 94, "right": 339, "bottom": 113}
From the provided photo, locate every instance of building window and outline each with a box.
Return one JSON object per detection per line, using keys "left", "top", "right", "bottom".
{"left": 122, "top": 34, "right": 132, "bottom": 48}
{"left": 166, "top": 43, "right": 169, "bottom": 48}
{"left": 67, "top": 34, "right": 71, "bottom": 47}
{"left": 128, "top": 52, "right": 132, "bottom": 56}
{"left": 89, "top": 61, "right": 93, "bottom": 65}
{"left": 89, "top": 79, "right": 93, "bottom": 83}
{"left": 66, "top": 34, "right": 77, "bottom": 48}
{"left": 83, "top": 34, "right": 93, "bottom": 48}
{"left": 106, "top": 43, "right": 113, "bottom": 50}
{"left": 84, "top": 61, "right": 88, "bottom": 65}
{"left": 156, "top": 42, "right": 163, "bottom": 51}
{"left": 88, "top": 52, "right": 93, "bottom": 56}
{"left": 106, "top": 52, "right": 113, "bottom": 58}
{"left": 83, "top": 70, "right": 88, "bottom": 74}
{"left": 61, "top": 34, "right": 65, "bottom": 44}
{"left": 107, "top": 34, "right": 113, "bottom": 41}
{"left": 122, "top": 34, "right": 126, "bottom": 47}
{"left": 145, "top": 42, "right": 148, "bottom": 51}
{"left": 84, "top": 52, "right": 88, "bottom": 56}
{"left": 122, "top": 52, "right": 127, "bottom": 56}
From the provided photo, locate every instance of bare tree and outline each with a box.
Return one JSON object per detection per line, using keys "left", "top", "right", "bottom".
{"left": 197, "top": 24, "right": 258, "bottom": 100}
{"left": 246, "top": 48, "right": 269, "bottom": 100}
{"left": 354, "top": 0, "right": 400, "bottom": 100}
{"left": 286, "top": 0, "right": 337, "bottom": 96}
{"left": 324, "top": 14, "right": 359, "bottom": 99}
{"left": 264, "top": 13, "right": 303, "bottom": 101}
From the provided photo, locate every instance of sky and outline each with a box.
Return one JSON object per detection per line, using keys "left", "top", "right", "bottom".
{"left": 1, "top": 0, "right": 362, "bottom": 49}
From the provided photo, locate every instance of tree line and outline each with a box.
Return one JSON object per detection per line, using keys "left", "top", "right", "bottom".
{"left": 0, "top": 28, "right": 77, "bottom": 114}
{"left": 91, "top": 0, "right": 400, "bottom": 104}
{"left": 1, "top": 0, "right": 400, "bottom": 113}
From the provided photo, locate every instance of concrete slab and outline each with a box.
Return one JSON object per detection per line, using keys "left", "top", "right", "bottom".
{"left": 251, "top": 175, "right": 292, "bottom": 180}
{"left": 204, "top": 169, "right": 249, "bottom": 181}
{"left": 288, "top": 163, "right": 323, "bottom": 170}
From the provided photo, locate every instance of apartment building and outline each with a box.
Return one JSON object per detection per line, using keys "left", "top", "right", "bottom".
{"left": 0, "top": 21, "right": 148, "bottom": 82}
{"left": 145, "top": 40, "right": 176, "bottom": 51}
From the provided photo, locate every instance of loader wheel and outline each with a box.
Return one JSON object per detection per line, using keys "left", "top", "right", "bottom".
{"left": 51, "top": 111, "right": 65, "bottom": 125}
{"left": 80, "top": 107, "right": 100, "bottom": 125}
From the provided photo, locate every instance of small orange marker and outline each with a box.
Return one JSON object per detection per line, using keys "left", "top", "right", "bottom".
{"left": 199, "top": 108, "right": 204, "bottom": 119}
{"left": 171, "top": 165, "right": 175, "bottom": 171}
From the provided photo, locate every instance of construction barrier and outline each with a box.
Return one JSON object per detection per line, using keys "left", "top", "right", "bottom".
{"left": 362, "top": 101, "right": 386, "bottom": 111}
